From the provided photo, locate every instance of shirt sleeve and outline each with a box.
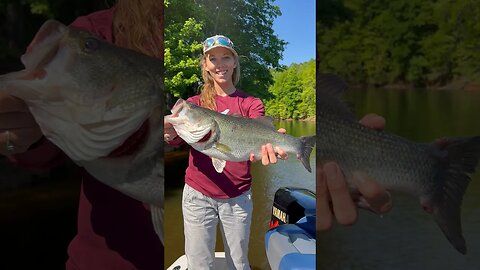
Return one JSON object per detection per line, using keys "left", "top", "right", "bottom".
{"left": 247, "top": 97, "right": 265, "bottom": 118}
{"left": 69, "top": 8, "right": 114, "bottom": 42}
{"left": 70, "top": 16, "right": 95, "bottom": 32}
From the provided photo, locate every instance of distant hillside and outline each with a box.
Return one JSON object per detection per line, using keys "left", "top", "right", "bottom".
{"left": 265, "top": 59, "right": 315, "bottom": 120}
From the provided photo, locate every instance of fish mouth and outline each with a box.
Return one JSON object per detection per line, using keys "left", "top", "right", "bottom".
{"left": 169, "top": 98, "right": 187, "bottom": 117}
{"left": 21, "top": 20, "right": 67, "bottom": 70}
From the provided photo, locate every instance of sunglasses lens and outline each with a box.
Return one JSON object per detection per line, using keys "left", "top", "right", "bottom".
{"left": 203, "top": 36, "right": 234, "bottom": 53}
{"left": 205, "top": 37, "right": 215, "bottom": 48}
{"left": 216, "top": 37, "right": 231, "bottom": 47}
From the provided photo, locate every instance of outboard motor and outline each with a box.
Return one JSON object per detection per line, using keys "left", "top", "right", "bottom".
{"left": 265, "top": 187, "right": 316, "bottom": 270}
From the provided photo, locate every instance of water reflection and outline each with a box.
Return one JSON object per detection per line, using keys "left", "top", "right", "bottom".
{"left": 317, "top": 89, "right": 480, "bottom": 269}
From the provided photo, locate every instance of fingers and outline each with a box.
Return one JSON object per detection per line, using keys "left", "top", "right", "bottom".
{"left": 316, "top": 166, "right": 333, "bottom": 231}
{"left": 274, "top": 146, "right": 288, "bottom": 160}
{"left": 258, "top": 128, "right": 288, "bottom": 165}
{"left": 0, "top": 127, "right": 43, "bottom": 155}
{"left": 353, "top": 172, "right": 392, "bottom": 214}
{"left": 164, "top": 120, "right": 173, "bottom": 127}
{"left": 163, "top": 123, "right": 178, "bottom": 143}
{"left": 0, "top": 94, "right": 29, "bottom": 113}
{"left": 261, "top": 144, "right": 277, "bottom": 165}
{"left": 0, "top": 112, "right": 38, "bottom": 129}
{"left": 359, "top": 113, "right": 385, "bottom": 130}
{"left": 324, "top": 162, "right": 357, "bottom": 226}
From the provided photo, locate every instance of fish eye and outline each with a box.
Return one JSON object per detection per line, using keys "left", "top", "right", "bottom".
{"left": 83, "top": 38, "right": 99, "bottom": 52}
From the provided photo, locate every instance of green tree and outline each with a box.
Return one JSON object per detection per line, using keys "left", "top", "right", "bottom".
{"left": 265, "top": 60, "right": 315, "bottom": 120}
{"left": 0, "top": 0, "right": 110, "bottom": 72}
{"left": 317, "top": 0, "right": 480, "bottom": 87}
{"left": 164, "top": 0, "right": 286, "bottom": 102}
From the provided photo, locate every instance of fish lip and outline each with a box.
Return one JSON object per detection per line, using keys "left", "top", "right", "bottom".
{"left": 170, "top": 99, "right": 186, "bottom": 117}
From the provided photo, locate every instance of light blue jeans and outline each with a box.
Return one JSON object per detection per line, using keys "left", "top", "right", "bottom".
{"left": 182, "top": 184, "right": 253, "bottom": 270}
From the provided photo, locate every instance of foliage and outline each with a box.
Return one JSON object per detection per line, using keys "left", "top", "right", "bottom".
{"left": 164, "top": 0, "right": 286, "bottom": 102}
{"left": 0, "top": 0, "right": 110, "bottom": 71}
{"left": 317, "top": 0, "right": 480, "bottom": 87}
{"left": 265, "top": 60, "right": 316, "bottom": 120}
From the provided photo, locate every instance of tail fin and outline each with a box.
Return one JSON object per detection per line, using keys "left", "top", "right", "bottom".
{"left": 299, "top": 136, "right": 316, "bottom": 173}
{"left": 429, "top": 136, "right": 480, "bottom": 254}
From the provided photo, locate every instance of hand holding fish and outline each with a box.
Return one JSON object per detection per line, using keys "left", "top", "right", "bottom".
{"left": 164, "top": 120, "right": 178, "bottom": 143}
{"left": 0, "top": 93, "right": 42, "bottom": 155}
{"left": 250, "top": 128, "right": 288, "bottom": 165}
{"left": 317, "top": 113, "right": 392, "bottom": 230}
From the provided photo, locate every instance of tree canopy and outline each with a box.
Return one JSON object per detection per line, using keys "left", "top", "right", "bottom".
{"left": 0, "top": 0, "right": 110, "bottom": 72}
{"left": 165, "top": 0, "right": 287, "bottom": 105}
{"left": 317, "top": 0, "right": 480, "bottom": 88}
{"left": 265, "top": 60, "right": 316, "bottom": 120}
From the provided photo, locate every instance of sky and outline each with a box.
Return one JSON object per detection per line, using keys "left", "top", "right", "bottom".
{"left": 272, "top": 0, "right": 316, "bottom": 66}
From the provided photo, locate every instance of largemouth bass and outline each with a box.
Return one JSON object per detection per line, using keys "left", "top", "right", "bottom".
{"left": 165, "top": 99, "right": 316, "bottom": 173}
{"left": 317, "top": 73, "right": 480, "bottom": 254}
{"left": 0, "top": 20, "right": 164, "bottom": 242}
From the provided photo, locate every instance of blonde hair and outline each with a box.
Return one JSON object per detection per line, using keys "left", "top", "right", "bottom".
{"left": 199, "top": 52, "right": 241, "bottom": 110}
{"left": 113, "top": 0, "right": 163, "bottom": 58}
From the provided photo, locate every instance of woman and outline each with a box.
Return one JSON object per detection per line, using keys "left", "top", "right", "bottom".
{"left": 0, "top": 1, "right": 163, "bottom": 269}
{"left": 164, "top": 34, "right": 288, "bottom": 269}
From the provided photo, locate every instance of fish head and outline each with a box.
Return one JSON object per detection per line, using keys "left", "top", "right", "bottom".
{"left": 17, "top": 20, "right": 163, "bottom": 120}
{"left": 165, "top": 99, "right": 217, "bottom": 145}
{"left": 0, "top": 20, "right": 164, "bottom": 160}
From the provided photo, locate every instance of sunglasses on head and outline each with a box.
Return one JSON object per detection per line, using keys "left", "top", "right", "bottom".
{"left": 203, "top": 35, "right": 235, "bottom": 52}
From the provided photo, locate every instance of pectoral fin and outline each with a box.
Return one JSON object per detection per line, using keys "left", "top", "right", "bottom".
{"left": 212, "top": 158, "right": 226, "bottom": 173}
{"left": 215, "top": 143, "right": 232, "bottom": 153}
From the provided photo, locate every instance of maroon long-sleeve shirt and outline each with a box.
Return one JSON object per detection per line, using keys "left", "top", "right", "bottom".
{"left": 11, "top": 8, "right": 163, "bottom": 270}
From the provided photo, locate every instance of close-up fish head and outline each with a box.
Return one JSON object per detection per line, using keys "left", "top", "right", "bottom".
{"left": 28, "top": 20, "right": 162, "bottom": 121}
{"left": 0, "top": 19, "right": 164, "bottom": 161}
{"left": 0, "top": 19, "right": 165, "bottom": 244}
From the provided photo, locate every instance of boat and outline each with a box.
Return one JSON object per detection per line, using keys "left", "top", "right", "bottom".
{"left": 265, "top": 187, "right": 316, "bottom": 270}
{"left": 167, "top": 252, "right": 227, "bottom": 270}
{"left": 167, "top": 187, "right": 316, "bottom": 270}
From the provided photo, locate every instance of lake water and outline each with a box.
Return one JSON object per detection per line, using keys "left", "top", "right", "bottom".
{"left": 164, "top": 120, "right": 316, "bottom": 269}
{"left": 317, "top": 89, "right": 480, "bottom": 270}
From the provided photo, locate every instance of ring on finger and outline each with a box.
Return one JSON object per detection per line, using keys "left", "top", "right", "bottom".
{"left": 5, "top": 130, "right": 16, "bottom": 153}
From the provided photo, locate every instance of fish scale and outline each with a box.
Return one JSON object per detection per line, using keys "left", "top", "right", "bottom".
{"left": 318, "top": 110, "right": 437, "bottom": 194}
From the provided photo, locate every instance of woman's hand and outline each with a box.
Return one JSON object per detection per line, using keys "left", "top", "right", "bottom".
{"left": 163, "top": 120, "right": 178, "bottom": 143}
{"left": 250, "top": 128, "right": 288, "bottom": 165}
{"left": 317, "top": 113, "right": 392, "bottom": 231}
{"left": 0, "top": 93, "right": 42, "bottom": 156}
